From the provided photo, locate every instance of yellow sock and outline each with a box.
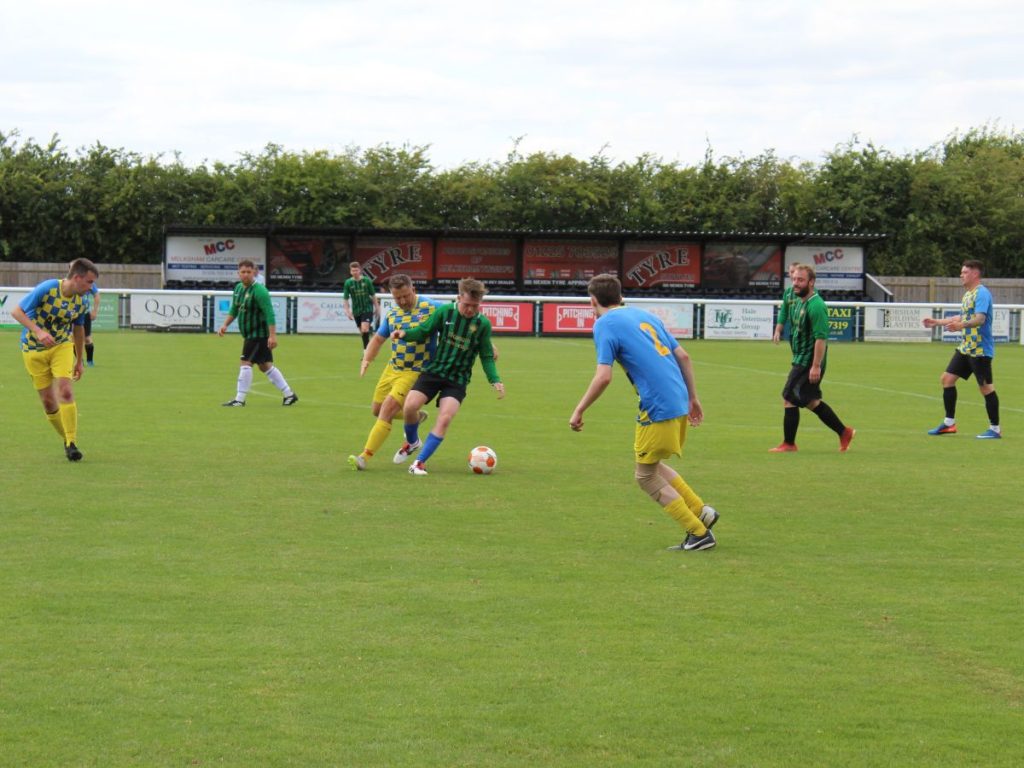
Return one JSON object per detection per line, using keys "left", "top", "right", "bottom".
{"left": 59, "top": 402, "right": 78, "bottom": 445}
{"left": 46, "top": 410, "right": 66, "bottom": 440}
{"left": 670, "top": 476, "right": 705, "bottom": 515}
{"left": 663, "top": 498, "right": 707, "bottom": 536}
{"left": 362, "top": 419, "right": 392, "bottom": 458}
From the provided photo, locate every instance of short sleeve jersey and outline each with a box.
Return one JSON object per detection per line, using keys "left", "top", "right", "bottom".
{"left": 82, "top": 284, "right": 99, "bottom": 312}
{"left": 593, "top": 305, "right": 688, "bottom": 424}
{"left": 343, "top": 276, "right": 377, "bottom": 316}
{"left": 375, "top": 296, "right": 443, "bottom": 372}
{"left": 17, "top": 279, "right": 87, "bottom": 351}
{"left": 958, "top": 285, "right": 995, "bottom": 358}
{"left": 790, "top": 293, "right": 830, "bottom": 368}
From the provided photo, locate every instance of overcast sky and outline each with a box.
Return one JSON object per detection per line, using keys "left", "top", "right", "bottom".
{"left": 2, "top": 0, "right": 1021, "bottom": 169}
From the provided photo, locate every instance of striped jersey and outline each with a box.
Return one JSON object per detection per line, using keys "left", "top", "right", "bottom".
{"left": 790, "top": 292, "right": 830, "bottom": 368}
{"left": 375, "top": 296, "right": 443, "bottom": 372}
{"left": 343, "top": 276, "right": 377, "bottom": 315}
{"left": 402, "top": 303, "right": 500, "bottom": 386}
{"left": 17, "top": 279, "right": 87, "bottom": 352}
{"left": 957, "top": 285, "right": 995, "bottom": 358}
{"left": 229, "top": 281, "right": 276, "bottom": 339}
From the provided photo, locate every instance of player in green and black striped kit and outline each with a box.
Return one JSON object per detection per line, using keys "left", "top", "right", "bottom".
{"left": 343, "top": 261, "right": 381, "bottom": 350}
{"left": 218, "top": 259, "right": 298, "bottom": 407}
{"left": 391, "top": 277, "right": 505, "bottom": 475}
{"left": 769, "top": 264, "right": 855, "bottom": 453}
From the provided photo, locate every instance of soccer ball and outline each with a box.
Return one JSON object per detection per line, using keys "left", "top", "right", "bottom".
{"left": 468, "top": 446, "right": 498, "bottom": 475}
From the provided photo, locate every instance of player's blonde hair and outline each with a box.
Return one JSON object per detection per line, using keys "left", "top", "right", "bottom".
{"left": 458, "top": 277, "right": 487, "bottom": 300}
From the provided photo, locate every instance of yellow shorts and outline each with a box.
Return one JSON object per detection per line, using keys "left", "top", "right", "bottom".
{"left": 634, "top": 416, "right": 689, "bottom": 464}
{"left": 23, "top": 343, "right": 75, "bottom": 390}
{"left": 372, "top": 367, "right": 420, "bottom": 407}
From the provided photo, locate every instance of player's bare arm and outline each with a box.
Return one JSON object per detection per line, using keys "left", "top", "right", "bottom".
{"left": 570, "top": 364, "right": 613, "bottom": 431}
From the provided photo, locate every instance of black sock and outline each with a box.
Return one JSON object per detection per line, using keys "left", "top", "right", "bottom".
{"left": 783, "top": 407, "right": 800, "bottom": 444}
{"left": 85, "top": 343, "right": 94, "bottom": 362}
{"left": 361, "top": 332, "right": 370, "bottom": 348}
{"left": 942, "top": 386, "right": 957, "bottom": 420}
{"left": 984, "top": 391, "right": 1000, "bottom": 427}
{"left": 811, "top": 401, "right": 846, "bottom": 435}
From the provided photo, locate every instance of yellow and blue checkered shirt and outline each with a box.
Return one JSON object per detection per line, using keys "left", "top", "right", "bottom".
{"left": 957, "top": 285, "right": 995, "bottom": 358}
{"left": 377, "top": 297, "right": 442, "bottom": 372}
{"left": 18, "top": 279, "right": 87, "bottom": 352}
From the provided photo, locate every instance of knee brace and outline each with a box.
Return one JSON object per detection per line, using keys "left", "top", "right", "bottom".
{"left": 635, "top": 462, "right": 674, "bottom": 504}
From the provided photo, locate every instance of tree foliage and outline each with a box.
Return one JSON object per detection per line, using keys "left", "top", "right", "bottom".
{"left": 2, "top": 126, "right": 1023, "bottom": 275}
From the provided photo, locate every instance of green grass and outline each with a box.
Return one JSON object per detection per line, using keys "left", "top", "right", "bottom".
{"left": 2, "top": 330, "right": 1023, "bottom": 767}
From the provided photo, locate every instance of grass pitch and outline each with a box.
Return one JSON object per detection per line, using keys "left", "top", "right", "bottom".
{"left": 2, "top": 330, "right": 1022, "bottom": 767}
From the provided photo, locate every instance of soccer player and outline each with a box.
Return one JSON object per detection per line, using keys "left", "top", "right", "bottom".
{"left": 922, "top": 259, "right": 1001, "bottom": 438}
{"left": 392, "top": 277, "right": 505, "bottom": 476}
{"left": 347, "top": 274, "right": 442, "bottom": 470}
{"left": 769, "top": 264, "right": 855, "bottom": 453}
{"left": 218, "top": 259, "right": 298, "bottom": 407}
{"left": 772, "top": 261, "right": 800, "bottom": 346}
{"left": 12, "top": 258, "right": 100, "bottom": 461}
{"left": 342, "top": 261, "right": 380, "bottom": 350}
{"left": 569, "top": 273, "right": 719, "bottom": 552}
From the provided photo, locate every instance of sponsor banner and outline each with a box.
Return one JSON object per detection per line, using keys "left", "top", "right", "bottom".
{"left": 436, "top": 238, "right": 516, "bottom": 286}
{"left": 355, "top": 237, "right": 434, "bottom": 283}
{"left": 130, "top": 292, "right": 204, "bottom": 329}
{"left": 267, "top": 236, "right": 351, "bottom": 288}
{"left": 542, "top": 302, "right": 596, "bottom": 334}
{"left": 863, "top": 306, "right": 932, "bottom": 342}
{"left": 622, "top": 242, "right": 700, "bottom": 289}
{"left": 785, "top": 245, "right": 864, "bottom": 291}
{"left": 214, "top": 293, "right": 289, "bottom": 334}
{"left": 523, "top": 240, "right": 618, "bottom": 286}
{"left": 703, "top": 243, "right": 782, "bottom": 290}
{"left": 941, "top": 308, "right": 1010, "bottom": 343}
{"left": 295, "top": 293, "right": 357, "bottom": 334}
{"left": 165, "top": 236, "right": 266, "bottom": 284}
{"left": 481, "top": 302, "right": 534, "bottom": 333}
{"left": 635, "top": 301, "right": 695, "bottom": 339}
{"left": 0, "top": 289, "right": 30, "bottom": 327}
{"left": 827, "top": 305, "right": 857, "bottom": 342}
{"left": 704, "top": 303, "right": 775, "bottom": 339}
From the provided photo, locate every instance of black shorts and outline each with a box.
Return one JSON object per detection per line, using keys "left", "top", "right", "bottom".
{"left": 782, "top": 364, "right": 823, "bottom": 407}
{"left": 411, "top": 371, "right": 467, "bottom": 404}
{"left": 240, "top": 337, "right": 274, "bottom": 366}
{"left": 83, "top": 314, "right": 92, "bottom": 336}
{"left": 353, "top": 311, "right": 375, "bottom": 328}
{"left": 946, "top": 350, "right": 994, "bottom": 385}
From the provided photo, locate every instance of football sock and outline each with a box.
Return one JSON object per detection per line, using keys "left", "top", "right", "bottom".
{"left": 663, "top": 498, "right": 707, "bottom": 536}
{"left": 417, "top": 432, "right": 443, "bottom": 463}
{"left": 236, "top": 366, "right": 253, "bottom": 402}
{"left": 783, "top": 407, "right": 800, "bottom": 444}
{"left": 942, "top": 386, "right": 957, "bottom": 420}
{"left": 984, "top": 391, "right": 1000, "bottom": 428}
{"left": 361, "top": 332, "right": 370, "bottom": 348}
{"left": 363, "top": 419, "right": 392, "bottom": 457}
{"left": 663, "top": 470, "right": 705, "bottom": 514}
{"left": 85, "top": 343, "right": 94, "bottom": 363}
{"left": 59, "top": 402, "right": 78, "bottom": 445}
{"left": 46, "top": 409, "right": 66, "bottom": 439}
{"left": 265, "top": 366, "right": 293, "bottom": 396}
{"left": 811, "top": 401, "right": 845, "bottom": 435}
{"left": 404, "top": 422, "right": 420, "bottom": 445}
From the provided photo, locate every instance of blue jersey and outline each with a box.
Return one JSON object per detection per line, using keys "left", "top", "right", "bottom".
{"left": 958, "top": 285, "right": 995, "bottom": 358}
{"left": 593, "top": 305, "right": 688, "bottom": 424}
{"left": 82, "top": 284, "right": 100, "bottom": 312}
{"left": 17, "top": 279, "right": 87, "bottom": 352}
{"left": 375, "top": 296, "right": 443, "bottom": 372}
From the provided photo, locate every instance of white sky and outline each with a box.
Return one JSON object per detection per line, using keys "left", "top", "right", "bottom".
{"left": 2, "top": 0, "right": 1021, "bottom": 169}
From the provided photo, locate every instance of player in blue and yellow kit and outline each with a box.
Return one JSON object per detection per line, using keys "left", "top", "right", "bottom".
{"left": 12, "top": 258, "right": 100, "bottom": 461}
{"left": 570, "top": 274, "right": 719, "bottom": 552}
{"left": 922, "top": 259, "right": 1001, "bottom": 438}
{"left": 348, "top": 274, "right": 442, "bottom": 470}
